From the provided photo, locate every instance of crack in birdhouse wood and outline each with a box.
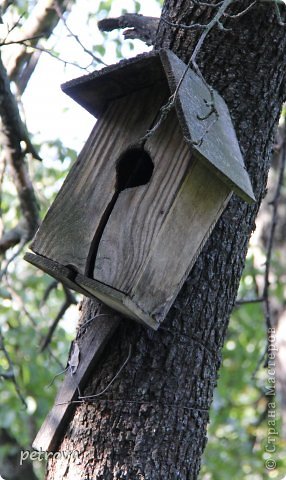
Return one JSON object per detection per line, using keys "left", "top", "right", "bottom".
{"left": 85, "top": 147, "right": 154, "bottom": 279}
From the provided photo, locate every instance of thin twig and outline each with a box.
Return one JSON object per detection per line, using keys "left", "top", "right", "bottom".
{"left": 4, "top": 12, "right": 25, "bottom": 39}
{"left": 78, "top": 313, "right": 115, "bottom": 334}
{"left": 262, "top": 120, "right": 286, "bottom": 330}
{"left": 18, "top": 42, "right": 93, "bottom": 71}
{"left": 46, "top": 346, "right": 66, "bottom": 370}
{"left": 161, "top": 17, "right": 209, "bottom": 30}
{"left": 193, "top": 0, "right": 224, "bottom": 6}
{"left": 53, "top": 1, "right": 108, "bottom": 66}
{"left": 54, "top": 345, "right": 132, "bottom": 406}
{"left": 78, "top": 344, "right": 132, "bottom": 400}
{"left": 41, "top": 280, "right": 59, "bottom": 306}
{"left": 41, "top": 287, "right": 77, "bottom": 351}
{"left": 4, "top": 277, "right": 37, "bottom": 326}
{"left": 46, "top": 366, "right": 68, "bottom": 389}
{"left": 57, "top": 397, "right": 210, "bottom": 413}
{"left": 223, "top": 1, "right": 257, "bottom": 18}
{"left": 0, "top": 329, "right": 27, "bottom": 407}
{"left": 0, "top": 156, "right": 6, "bottom": 236}
{"left": 0, "top": 239, "right": 26, "bottom": 280}
{"left": 0, "top": 34, "right": 43, "bottom": 46}
{"left": 235, "top": 296, "right": 265, "bottom": 306}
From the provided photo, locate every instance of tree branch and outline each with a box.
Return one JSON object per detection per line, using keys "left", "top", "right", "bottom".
{"left": 0, "top": 52, "right": 39, "bottom": 254}
{"left": 3, "top": 0, "right": 73, "bottom": 92}
{"left": 0, "top": 220, "right": 25, "bottom": 254}
{"left": 0, "top": 1, "right": 13, "bottom": 15}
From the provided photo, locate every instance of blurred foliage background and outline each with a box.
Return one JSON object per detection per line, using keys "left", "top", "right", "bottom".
{"left": 0, "top": 1, "right": 285, "bottom": 479}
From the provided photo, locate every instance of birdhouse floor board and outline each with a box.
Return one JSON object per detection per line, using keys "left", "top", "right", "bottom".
{"left": 30, "top": 83, "right": 170, "bottom": 276}
{"left": 76, "top": 274, "right": 158, "bottom": 330}
{"left": 24, "top": 252, "right": 93, "bottom": 298}
{"left": 32, "top": 309, "right": 120, "bottom": 452}
{"left": 24, "top": 252, "right": 159, "bottom": 328}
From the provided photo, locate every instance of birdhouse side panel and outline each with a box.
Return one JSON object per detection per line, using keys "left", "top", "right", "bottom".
{"left": 160, "top": 50, "right": 255, "bottom": 203}
{"left": 30, "top": 83, "right": 168, "bottom": 276}
{"left": 93, "top": 111, "right": 193, "bottom": 293}
{"left": 131, "top": 159, "right": 231, "bottom": 324}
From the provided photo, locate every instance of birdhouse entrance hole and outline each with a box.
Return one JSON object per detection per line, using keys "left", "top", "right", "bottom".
{"left": 116, "top": 147, "right": 154, "bottom": 192}
{"left": 85, "top": 147, "right": 154, "bottom": 277}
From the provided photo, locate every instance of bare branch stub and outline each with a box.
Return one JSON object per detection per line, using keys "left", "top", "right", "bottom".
{"left": 98, "top": 14, "right": 160, "bottom": 46}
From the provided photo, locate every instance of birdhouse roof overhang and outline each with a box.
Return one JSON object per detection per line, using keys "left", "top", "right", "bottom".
{"left": 62, "top": 49, "right": 255, "bottom": 204}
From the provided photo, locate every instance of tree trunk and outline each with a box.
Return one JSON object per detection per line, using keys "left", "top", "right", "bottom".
{"left": 46, "top": 1, "right": 286, "bottom": 479}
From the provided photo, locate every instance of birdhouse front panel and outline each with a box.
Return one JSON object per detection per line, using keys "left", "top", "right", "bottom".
{"left": 92, "top": 109, "right": 192, "bottom": 292}
{"left": 30, "top": 83, "right": 170, "bottom": 277}
{"left": 25, "top": 49, "right": 255, "bottom": 329}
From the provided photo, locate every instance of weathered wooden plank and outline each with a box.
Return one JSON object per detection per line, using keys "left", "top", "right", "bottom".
{"left": 25, "top": 252, "right": 158, "bottom": 328}
{"left": 75, "top": 274, "right": 158, "bottom": 330}
{"left": 31, "top": 84, "right": 169, "bottom": 275}
{"left": 160, "top": 50, "right": 255, "bottom": 203}
{"left": 130, "top": 159, "right": 231, "bottom": 324}
{"left": 93, "top": 111, "right": 192, "bottom": 293}
{"left": 32, "top": 308, "right": 120, "bottom": 452}
{"left": 62, "top": 52, "right": 165, "bottom": 117}
{"left": 24, "top": 252, "right": 94, "bottom": 298}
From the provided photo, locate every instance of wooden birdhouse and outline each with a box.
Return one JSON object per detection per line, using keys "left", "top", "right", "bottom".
{"left": 25, "top": 49, "right": 255, "bottom": 330}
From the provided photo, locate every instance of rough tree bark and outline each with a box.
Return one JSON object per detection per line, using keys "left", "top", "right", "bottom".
{"left": 46, "top": 1, "right": 286, "bottom": 479}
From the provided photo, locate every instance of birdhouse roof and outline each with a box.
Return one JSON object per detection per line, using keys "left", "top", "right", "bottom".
{"left": 62, "top": 49, "right": 255, "bottom": 203}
